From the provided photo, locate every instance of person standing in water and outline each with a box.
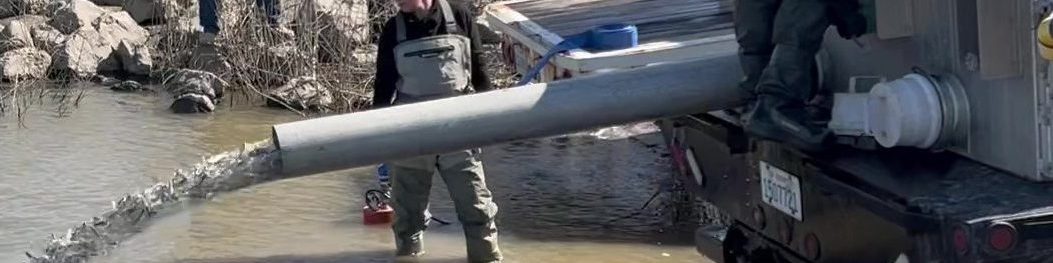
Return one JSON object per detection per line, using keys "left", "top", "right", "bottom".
{"left": 370, "top": 0, "right": 500, "bottom": 261}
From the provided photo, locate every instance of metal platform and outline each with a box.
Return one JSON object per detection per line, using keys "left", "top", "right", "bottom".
{"left": 483, "top": 0, "right": 736, "bottom": 82}
{"left": 505, "top": 0, "right": 734, "bottom": 43}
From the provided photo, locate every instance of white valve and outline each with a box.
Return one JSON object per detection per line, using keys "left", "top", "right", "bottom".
{"left": 829, "top": 73, "right": 957, "bottom": 149}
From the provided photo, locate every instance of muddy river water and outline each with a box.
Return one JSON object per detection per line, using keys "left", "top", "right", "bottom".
{"left": 0, "top": 87, "right": 709, "bottom": 263}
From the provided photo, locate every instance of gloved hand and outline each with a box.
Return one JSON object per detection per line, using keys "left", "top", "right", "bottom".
{"left": 826, "top": 0, "right": 867, "bottom": 39}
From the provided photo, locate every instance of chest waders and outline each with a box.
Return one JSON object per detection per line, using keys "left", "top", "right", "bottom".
{"left": 386, "top": 0, "right": 502, "bottom": 261}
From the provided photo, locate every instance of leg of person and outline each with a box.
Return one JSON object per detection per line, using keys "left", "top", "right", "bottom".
{"left": 198, "top": 0, "right": 220, "bottom": 44}
{"left": 437, "top": 148, "right": 501, "bottom": 263}
{"left": 744, "top": 0, "right": 831, "bottom": 152}
{"left": 389, "top": 155, "right": 438, "bottom": 257}
{"left": 734, "top": 0, "right": 780, "bottom": 97}
{"left": 255, "top": 0, "right": 281, "bottom": 25}
{"left": 256, "top": 0, "right": 294, "bottom": 40}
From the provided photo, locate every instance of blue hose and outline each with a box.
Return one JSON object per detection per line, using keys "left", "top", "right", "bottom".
{"left": 515, "top": 23, "right": 638, "bottom": 86}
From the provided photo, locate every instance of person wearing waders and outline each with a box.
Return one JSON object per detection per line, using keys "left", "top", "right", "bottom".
{"left": 735, "top": 0, "right": 866, "bottom": 151}
{"left": 370, "top": 0, "right": 499, "bottom": 261}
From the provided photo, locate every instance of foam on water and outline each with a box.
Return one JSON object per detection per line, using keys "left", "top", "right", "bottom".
{"left": 25, "top": 140, "right": 282, "bottom": 263}
{"left": 586, "top": 122, "right": 661, "bottom": 140}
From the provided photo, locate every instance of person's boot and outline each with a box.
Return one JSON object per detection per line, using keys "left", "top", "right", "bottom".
{"left": 744, "top": 95, "right": 830, "bottom": 152}
{"left": 395, "top": 234, "right": 425, "bottom": 261}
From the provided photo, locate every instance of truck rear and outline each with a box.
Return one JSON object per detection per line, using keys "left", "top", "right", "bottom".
{"left": 483, "top": 0, "right": 1053, "bottom": 262}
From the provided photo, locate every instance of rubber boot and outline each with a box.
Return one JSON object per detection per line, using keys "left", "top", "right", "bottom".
{"left": 744, "top": 0, "right": 832, "bottom": 152}
{"left": 744, "top": 45, "right": 830, "bottom": 152}
{"left": 745, "top": 95, "right": 829, "bottom": 152}
{"left": 395, "top": 233, "right": 425, "bottom": 261}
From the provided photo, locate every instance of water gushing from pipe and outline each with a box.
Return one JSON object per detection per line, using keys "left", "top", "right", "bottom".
{"left": 25, "top": 139, "right": 283, "bottom": 263}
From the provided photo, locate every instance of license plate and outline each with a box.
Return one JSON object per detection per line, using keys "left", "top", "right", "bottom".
{"left": 760, "top": 161, "right": 803, "bottom": 220}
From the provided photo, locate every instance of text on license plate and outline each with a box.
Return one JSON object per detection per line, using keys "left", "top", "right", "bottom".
{"left": 760, "top": 161, "right": 803, "bottom": 221}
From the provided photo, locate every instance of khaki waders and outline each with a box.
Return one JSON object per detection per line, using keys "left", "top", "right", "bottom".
{"left": 388, "top": 0, "right": 501, "bottom": 261}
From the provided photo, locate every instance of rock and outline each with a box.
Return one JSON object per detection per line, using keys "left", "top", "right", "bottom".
{"left": 93, "top": 10, "right": 148, "bottom": 49}
{"left": 265, "top": 76, "right": 333, "bottom": 112}
{"left": 92, "top": 73, "right": 119, "bottom": 85}
{"left": 90, "top": 10, "right": 148, "bottom": 74}
{"left": 51, "top": 26, "right": 110, "bottom": 78}
{"left": 0, "top": 0, "right": 47, "bottom": 19}
{"left": 89, "top": 0, "right": 122, "bottom": 7}
{"left": 146, "top": 17, "right": 198, "bottom": 67}
{"left": 30, "top": 24, "right": 63, "bottom": 53}
{"left": 294, "top": 0, "right": 368, "bottom": 62}
{"left": 116, "top": 40, "right": 151, "bottom": 75}
{"left": 109, "top": 80, "right": 151, "bottom": 92}
{"left": 0, "top": 47, "right": 49, "bottom": 80}
{"left": 0, "top": 19, "right": 31, "bottom": 51}
{"left": 124, "top": 0, "right": 186, "bottom": 24}
{"left": 171, "top": 93, "right": 214, "bottom": 113}
{"left": 188, "top": 44, "right": 229, "bottom": 74}
{"left": 163, "top": 69, "right": 224, "bottom": 113}
{"left": 48, "top": 0, "right": 105, "bottom": 34}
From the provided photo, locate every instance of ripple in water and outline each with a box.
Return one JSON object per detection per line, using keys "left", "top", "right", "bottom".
{"left": 25, "top": 140, "right": 283, "bottom": 263}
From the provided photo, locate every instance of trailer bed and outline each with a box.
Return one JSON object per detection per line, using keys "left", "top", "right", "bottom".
{"left": 483, "top": 0, "right": 736, "bottom": 82}
{"left": 505, "top": 0, "right": 734, "bottom": 43}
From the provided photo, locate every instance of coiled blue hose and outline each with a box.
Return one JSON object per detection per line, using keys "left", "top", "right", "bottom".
{"left": 516, "top": 23, "right": 638, "bottom": 86}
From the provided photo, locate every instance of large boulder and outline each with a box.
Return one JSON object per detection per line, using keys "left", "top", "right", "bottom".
{"left": 188, "top": 44, "right": 229, "bottom": 75}
{"left": 48, "top": 0, "right": 105, "bottom": 34}
{"left": 51, "top": 26, "right": 110, "bottom": 78}
{"left": 92, "top": 10, "right": 149, "bottom": 73}
{"left": 88, "top": 0, "right": 123, "bottom": 7}
{"left": 265, "top": 76, "right": 333, "bottom": 112}
{"left": 294, "top": 0, "right": 368, "bottom": 63}
{"left": 115, "top": 40, "right": 150, "bottom": 75}
{"left": 0, "top": 0, "right": 47, "bottom": 19}
{"left": 163, "top": 69, "right": 224, "bottom": 113}
{"left": 124, "top": 0, "right": 190, "bottom": 24}
{"left": 30, "top": 24, "right": 64, "bottom": 53}
{"left": 0, "top": 19, "right": 31, "bottom": 52}
{"left": 0, "top": 47, "right": 49, "bottom": 80}
{"left": 93, "top": 10, "right": 148, "bottom": 48}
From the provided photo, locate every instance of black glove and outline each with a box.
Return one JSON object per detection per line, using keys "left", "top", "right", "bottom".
{"left": 826, "top": 0, "right": 867, "bottom": 39}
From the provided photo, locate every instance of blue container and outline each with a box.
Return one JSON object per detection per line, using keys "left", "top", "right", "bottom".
{"left": 376, "top": 163, "right": 390, "bottom": 188}
{"left": 588, "top": 23, "right": 638, "bottom": 51}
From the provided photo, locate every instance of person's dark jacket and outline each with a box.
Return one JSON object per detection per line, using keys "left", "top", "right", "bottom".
{"left": 371, "top": 2, "right": 492, "bottom": 109}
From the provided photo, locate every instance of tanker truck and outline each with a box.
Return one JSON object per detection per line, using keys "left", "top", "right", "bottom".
{"left": 270, "top": 0, "right": 1053, "bottom": 262}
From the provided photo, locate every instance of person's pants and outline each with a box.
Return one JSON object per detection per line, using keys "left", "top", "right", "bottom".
{"left": 199, "top": 0, "right": 281, "bottom": 34}
{"left": 735, "top": 0, "right": 829, "bottom": 103}
{"left": 389, "top": 148, "right": 502, "bottom": 262}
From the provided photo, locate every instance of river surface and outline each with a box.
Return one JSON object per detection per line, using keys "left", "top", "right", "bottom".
{"left": 0, "top": 87, "right": 708, "bottom": 263}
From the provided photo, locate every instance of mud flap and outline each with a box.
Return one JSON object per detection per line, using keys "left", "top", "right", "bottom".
{"left": 696, "top": 224, "right": 728, "bottom": 262}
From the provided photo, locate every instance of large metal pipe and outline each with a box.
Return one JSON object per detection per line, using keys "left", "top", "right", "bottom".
{"left": 272, "top": 52, "right": 747, "bottom": 176}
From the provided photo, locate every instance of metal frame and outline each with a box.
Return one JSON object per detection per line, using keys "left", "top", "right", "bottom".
{"left": 658, "top": 114, "right": 1053, "bottom": 262}
{"left": 482, "top": 0, "right": 737, "bottom": 81}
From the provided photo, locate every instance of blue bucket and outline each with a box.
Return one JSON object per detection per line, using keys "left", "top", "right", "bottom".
{"left": 588, "top": 23, "right": 638, "bottom": 51}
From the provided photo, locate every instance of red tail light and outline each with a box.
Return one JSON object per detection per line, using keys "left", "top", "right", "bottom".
{"left": 804, "top": 232, "right": 821, "bottom": 260}
{"left": 987, "top": 222, "right": 1017, "bottom": 252}
{"left": 952, "top": 226, "right": 969, "bottom": 255}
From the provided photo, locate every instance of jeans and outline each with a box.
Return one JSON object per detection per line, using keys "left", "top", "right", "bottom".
{"left": 199, "top": 0, "right": 281, "bottom": 34}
